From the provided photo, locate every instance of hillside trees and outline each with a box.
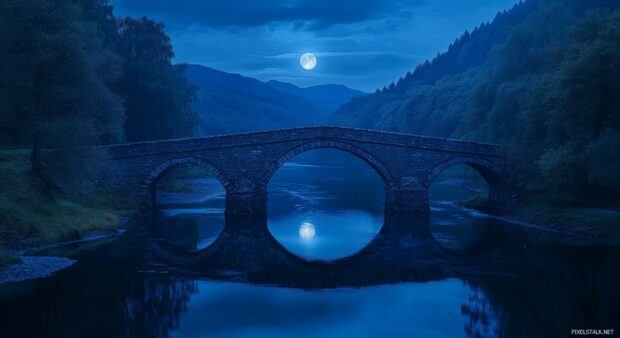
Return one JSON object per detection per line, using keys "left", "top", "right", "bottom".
{"left": 0, "top": 0, "right": 124, "bottom": 147}
{"left": 535, "top": 10, "right": 620, "bottom": 204}
{"left": 115, "top": 17, "right": 199, "bottom": 142}
{"left": 0, "top": 0, "right": 199, "bottom": 147}
{"left": 464, "top": 7, "right": 620, "bottom": 205}
{"left": 331, "top": 0, "right": 620, "bottom": 207}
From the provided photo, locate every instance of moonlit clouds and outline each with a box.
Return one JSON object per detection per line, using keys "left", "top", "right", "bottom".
{"left": 112, "top": 0, "right": 519, "bottom": 91}
{"left": 113, "top": 0, "right": 400, "bottom": 28}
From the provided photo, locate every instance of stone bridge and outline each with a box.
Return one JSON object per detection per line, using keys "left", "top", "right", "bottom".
{"left": 40, "top": 126, "right": 514, "bottom": 218}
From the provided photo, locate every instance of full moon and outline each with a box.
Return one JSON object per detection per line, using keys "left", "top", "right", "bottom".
{"left": 300, "top": 53, "right": 317, "bottom": 70}
{"left": 299, "top": 222, "right": 316, "bottom": 240}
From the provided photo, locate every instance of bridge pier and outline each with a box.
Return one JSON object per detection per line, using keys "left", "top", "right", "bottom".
{"left": 386, "top": 188, "right": 430, "bottom": 219}
{"left": 225, "top": 190, "right": 268, "bottom": 216}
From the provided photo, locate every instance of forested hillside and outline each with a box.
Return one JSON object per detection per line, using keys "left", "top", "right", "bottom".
{"left": 0, "top": 0, "right": 200, "bottom": 248}
{"left": 332, "top": 0, "right": 620, "bottom": 206}
{"left": 186, "top": 65, "right": 328, "bottom": 135}
{"left": 0, "top": 0, "right": 198, "bottom": 147}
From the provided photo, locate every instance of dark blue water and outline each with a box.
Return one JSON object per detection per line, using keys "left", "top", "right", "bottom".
{"left": 267, "top": 161, "right": 384, "bottom": 261}
{"left": 167, "top": 279, "right": 475, "bottom": 338}
{"left": 1, "top": 158, "right": 619, "bottom": 338}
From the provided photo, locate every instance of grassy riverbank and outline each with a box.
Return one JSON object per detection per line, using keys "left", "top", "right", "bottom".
{"left": 463, "top": 197, "right": 620, "bottom": 243}
{"left": 511, "top": 203, "right": 620, "bottom": 242}
{"left": 0, "top": 149, "right": 128, "bottom": 258}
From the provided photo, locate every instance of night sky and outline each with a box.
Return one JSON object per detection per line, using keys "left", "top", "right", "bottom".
{"left": 112, "top": 0, "right": 519, "bottom": 92}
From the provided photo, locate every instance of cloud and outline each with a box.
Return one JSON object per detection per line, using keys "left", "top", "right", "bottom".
{"left": 268, "top": 51, "right": 423, "bottom": 59}
{"left": 114, "top": 0, "right": 424, "bottom": 30}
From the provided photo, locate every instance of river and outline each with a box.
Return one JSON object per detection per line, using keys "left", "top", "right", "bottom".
{"left": 0, "top": 155, "right": 618, "bottom": 338}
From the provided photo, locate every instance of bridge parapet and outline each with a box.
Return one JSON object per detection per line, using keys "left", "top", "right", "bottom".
{"left": 99, "top": 126, "right": 498, "bottom": 160}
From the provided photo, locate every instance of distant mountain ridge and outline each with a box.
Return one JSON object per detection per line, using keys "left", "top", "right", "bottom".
{"left": 185, "top": 64, "right": 363, "bottom": 135}
{"left": 185, "top": 64, "right": 325, "bottom": 135}
{"left": 266, "top": 80, "right": 367, "bottom": 111}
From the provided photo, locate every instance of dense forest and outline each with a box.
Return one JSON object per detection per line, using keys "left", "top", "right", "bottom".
{"left": 332, "top": 0, "right": 620, "bottom": 207}
{"left": 0, "top": 0, "right": 198, "bottom": 147}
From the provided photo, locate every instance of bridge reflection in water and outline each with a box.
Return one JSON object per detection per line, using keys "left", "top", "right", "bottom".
{"left": 141, "top": 212, "right": 530, "bottom": 287}
{"left": 2, "top": 210, "right": 619, "bottom": 338}
{"left": 128, "top": 212, "right": 620, "bottom": 337}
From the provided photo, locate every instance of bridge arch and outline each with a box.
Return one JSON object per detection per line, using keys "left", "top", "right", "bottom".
{"left": 141, "top": 156, "right": 231, "bottom": 209}
{"left": 263, "top": 139, "right": 392, "bottom": 261}
{"left": 426, "top": 156, "right": 512, "bottom": 211}
{"left": 262, "top": 139, "right": 397, "bottom": 190}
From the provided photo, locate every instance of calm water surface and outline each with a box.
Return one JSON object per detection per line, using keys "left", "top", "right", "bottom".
{"left": 0, "top": 161, "right": 619, "bottom": 338}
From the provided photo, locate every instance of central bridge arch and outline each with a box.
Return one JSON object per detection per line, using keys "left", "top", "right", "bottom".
{"left": 261, "top": 139, "right": 398, "bottom": 191}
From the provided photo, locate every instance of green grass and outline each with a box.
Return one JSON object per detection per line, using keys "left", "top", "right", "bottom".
{"left": 462, "top": 194, "right": 620, "bottom": 242}
{"left": 465, "top": 195, "right": 620, "bottom": 242}
{"left": 511, "top": 201, "right": 620, "bottom": 241}
{"left": 0, "top": 149, "right": 123, "bottom": 249}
